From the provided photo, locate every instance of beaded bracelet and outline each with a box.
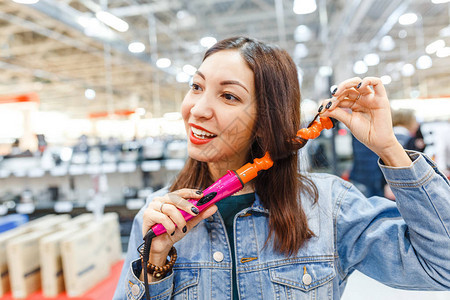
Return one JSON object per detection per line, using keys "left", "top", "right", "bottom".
{"left": 141, "top": 246, "right": 177, "bottom": 279}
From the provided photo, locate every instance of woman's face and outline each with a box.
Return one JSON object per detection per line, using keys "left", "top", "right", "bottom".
{"left": 181, "top": 50, "right": 257, "bottom": 169}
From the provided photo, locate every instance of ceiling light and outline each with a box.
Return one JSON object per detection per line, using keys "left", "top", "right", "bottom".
{"left": 440, "top": 25, "right": 450, "bottom": 37}
{"left": 398, "top": 30, "right": 407, "bottom": 39}
{"left": 379, "top": 35, "right": 395, "bottom": 51}
{"left": 363, "top": 53, "right": 380, "bottom": 66}
{"left": 96, "top": 11, "right": 129, "bottom": 32}
{"left": 416, "top": 55, "right": 432, "bottom": 69}
{"left": 431, "top": 0, "right": 450, "bottom": 4}
{"left": 425, "top": 39, "right": 445, "bottom": 54}
{"left": 294, "top": 25, "right": 312, "bottom": 42}
{"left": 128, "top": 42, "right": 145, "bottom": 53}
{"left": 12, "top": 0, "right": 39, "bottom": 4}
{"left": 85, "top": 89, "right": 96, "bottom": 100}
{"left": 436, "top": 47, "right": 450, "bottom": 58}
{"left": 319, "top": 66, "right": 333, "bottom": 77}
{"left": 398, "top": 13, "right": 418, "bottom": 25}
{"left": 353, "top": 60, "right": 368, "bottom": 74}
{"left": 176, "top": 10, "right": 189, "bottom": 19}
{"left": 182, "top": 64, "right": 197, "bottom": 76}
{"left": 156, "top": 58, "right": 171, "bottom": 68}
{"left": 401, "top": 64, "right": 415, "bottom": 77}
{"left": 294, "top": 44, "right": 308, "bottom": 59}
{"left": 380, "top": 75, "right": 392, "bottom": 85}
{"left": 176, "top": 72, "right": 190, "bottom": 83}
{"left": 293, "top": 0, "right": 317, "bottom": 15}
{"left": 200, "top": 37, "right": 217, "bottom": 48}
{"left": 136, "top": 108, "right": 146, "bottom": 116}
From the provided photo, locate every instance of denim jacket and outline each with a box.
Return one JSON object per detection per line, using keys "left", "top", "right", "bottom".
{"left": 114, "top": 151, "right": 450, "bottom": 299}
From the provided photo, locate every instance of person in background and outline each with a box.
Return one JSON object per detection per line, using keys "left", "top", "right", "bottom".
{"left": 349, "top": 136, "right": 385, "bottom": 197}
{"left": 391, "top": 108, "right": 419, "bottom": 148}
{"left": 114, "top": 37, "right": 450, "bottom": 300}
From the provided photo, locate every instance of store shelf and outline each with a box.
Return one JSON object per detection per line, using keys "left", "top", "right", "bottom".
{"left": 2, "top": 260, "right": 124, "bottom": 300}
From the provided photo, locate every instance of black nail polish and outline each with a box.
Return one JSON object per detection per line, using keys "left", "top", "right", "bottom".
{"left": 182, "top": 226, "right": 187, "bottom": 233}
{"left": 357, "top": 82, "right": 362, "bottom": 89}
{"left": 325, "top": 101, "right": 332, "bottom": 109}
{"left": 196, "top": 190, "right": 202, "bottom": 195}
{"left": 171, "top": 231, "right": 175, "bottom": 236}
{"left": 318, "top": 105, "right": 323, "bottom": 113}
{"left": 191, "top": 206, "right": 199, "bottom": 214}
{"left": 331, "top": 88, "right": 337, "bottom": 95}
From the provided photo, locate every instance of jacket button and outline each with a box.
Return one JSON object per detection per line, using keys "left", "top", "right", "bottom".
{"left": 213, "top": 251, "right": 224, "bottom": 262}
{"left": 131, "top": 284, "right": 140, "bottom": 296}
{"left": 302, "top": 273, "right": 312, "bottom": 285}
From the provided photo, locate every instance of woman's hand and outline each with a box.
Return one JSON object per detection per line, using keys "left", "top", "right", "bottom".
{"left": 319, "top": 76, "right": 411, "bottom": 167}
{"left": 141, "top": 189, "right": 217, "bottom": 269}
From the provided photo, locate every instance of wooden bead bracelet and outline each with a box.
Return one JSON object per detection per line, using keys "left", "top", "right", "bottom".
{"left": 141, "top": 246, "right": 177, "bottom": 279}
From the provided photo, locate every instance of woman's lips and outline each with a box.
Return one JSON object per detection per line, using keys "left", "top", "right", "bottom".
{"left": 188, "top": 124, "right": 217, "bottom": 145}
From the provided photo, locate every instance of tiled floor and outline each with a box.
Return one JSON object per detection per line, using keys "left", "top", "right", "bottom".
{"left": 341, "top": 271, "right": 450, "bottom": 300}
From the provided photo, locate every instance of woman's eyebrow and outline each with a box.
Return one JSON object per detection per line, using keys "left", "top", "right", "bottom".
{"left": 220, "top": 80, "right": 249, "bottom": 93}
{"left": 195, "top": 70, "right": 249, "bottom": 94}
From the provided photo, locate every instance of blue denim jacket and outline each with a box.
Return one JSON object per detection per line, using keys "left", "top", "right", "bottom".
{"left": 114, "top": 151, "right": 450, "bottom": 299}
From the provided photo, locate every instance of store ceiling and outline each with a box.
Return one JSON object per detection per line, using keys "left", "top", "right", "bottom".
{"left": 0, "top": 0, "right": 449, "bottom": 119}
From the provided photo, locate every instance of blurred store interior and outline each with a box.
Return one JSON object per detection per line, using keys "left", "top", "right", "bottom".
{"left": 0, "top": 0, "right": 449, "bottom": 299}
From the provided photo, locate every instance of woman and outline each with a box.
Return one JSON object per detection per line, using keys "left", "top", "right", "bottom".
{"left": 114, "top": 37, "right": 450, "bottom": 299}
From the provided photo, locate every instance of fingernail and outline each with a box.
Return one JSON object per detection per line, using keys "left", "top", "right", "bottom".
{"left": 331, "top": 87, "right": 337, "bottom": 95}
{"left": 318, "top": 105, "right": 323, "bottom": 113}
{"left": 191, "top": 206, "right": 199, "bottom": 214}
{"left": 182, "top": 226, "right": 187, "bottom": 233}
{"left": 325, "top": 101, "right": 332, "bottom": 109}
{"left": 171, "top": 231, "right": 175, "bottom": 236}
{"left": 356, "top": 82, "right": 362, "bottom": 89}
{"left": 196, "top": 190, "right": 202, "bottom": 195}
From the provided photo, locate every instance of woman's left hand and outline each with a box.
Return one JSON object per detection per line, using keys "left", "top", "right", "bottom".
{"left": 319, "top": 76, "right": 411, "bottom": 167}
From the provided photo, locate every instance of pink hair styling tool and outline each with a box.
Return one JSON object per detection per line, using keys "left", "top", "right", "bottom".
{"left": 141, "top": 116, "right": 334, "bottom": 299}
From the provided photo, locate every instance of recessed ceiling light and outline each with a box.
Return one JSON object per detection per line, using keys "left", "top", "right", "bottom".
{"left": 399, "top": 13, "right": 418, "bottom": 25}
{"left": 12, "top": 0, "right": 39, "bottom": 4}
{"left": 128, "top": 42, "right": 145, "bottom": 53}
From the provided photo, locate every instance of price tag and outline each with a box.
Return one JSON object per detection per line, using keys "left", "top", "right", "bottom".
{"left": 16, "top": 203, "right": 35, "bottom": 214}
{"left": 141, "top": 161, "right": 161, "bottom": 172}
{"left": 69, "top": 165, "right": 85, "bottom": 175}
{"left": 50, "top": 165, "right": 68, "bottom": 176}
{"left": 118, "top": 162, "right": 136, "bottom": 173}
{"left": 0, "top": 205, "right": 7, "bottom": 216}
{"left": 54, "top": 201, "right": 73, "bottom": 213}
{"left": 86, "top": 164, "right": 101, "bottom": 174}
{"left": 102, "top": 163, "right": 117, "bottom": 173}
{"left": 126, "top": 199, "right": 145, "bottom": 210}
{"left": 28, "top": 168, "right": 45, "bottom": 178}
{"left": 13, "top": 170, "right": 27, "bottom": 177}
{"left": 164, "top": 159, "right": 185, "bottom": 170}
{"left": 0, "top": 169, "right": 11, "bottom": 178}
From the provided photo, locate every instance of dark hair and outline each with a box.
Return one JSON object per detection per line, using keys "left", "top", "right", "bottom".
{"left": 171, "top": 36, "right": 318, "bottom": 255}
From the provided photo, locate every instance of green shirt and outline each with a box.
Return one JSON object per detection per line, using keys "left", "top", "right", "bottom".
{"left": 216, "top": 193, "right": 255, "bottom": 300}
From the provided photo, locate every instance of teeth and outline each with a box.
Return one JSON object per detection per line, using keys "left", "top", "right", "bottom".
{"left": 192, "top": 127, "right": 216, "bottom": 138}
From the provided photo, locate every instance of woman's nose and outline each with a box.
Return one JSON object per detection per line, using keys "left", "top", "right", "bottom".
{"left": 190, "top": 94, "right": 214, "bottom": 119}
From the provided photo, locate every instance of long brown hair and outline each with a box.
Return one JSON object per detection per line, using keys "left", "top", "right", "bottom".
{"left": 171, "top": 37, "right": 318, "bottom": 255}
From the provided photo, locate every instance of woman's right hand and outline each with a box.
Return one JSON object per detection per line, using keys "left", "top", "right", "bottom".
{"left": 141, "top": 188, "right": 218, "bottom": 268}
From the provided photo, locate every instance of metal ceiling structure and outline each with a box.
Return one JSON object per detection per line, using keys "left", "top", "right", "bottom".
{"left": 0, "top": 0, "right": 449, "bottom": 118}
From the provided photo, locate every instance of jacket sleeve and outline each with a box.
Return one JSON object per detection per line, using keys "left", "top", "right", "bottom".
{"left": 113, "top": 188, "right": 174, "bottom": 300}
{"left": 335, "top": 151, "right": 450, "bottom": 290}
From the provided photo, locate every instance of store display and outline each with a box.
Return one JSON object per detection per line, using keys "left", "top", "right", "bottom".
{"left": 39, "top": 227, "right": 80, "bottom": 297}
{"left": 60, "top": 223, "right": 109, "bottom": 297}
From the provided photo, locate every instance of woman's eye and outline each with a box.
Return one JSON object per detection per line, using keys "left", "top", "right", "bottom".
{"left": 223, "top": 93, "right": 239, "bottom": 102}
{"left": 190, "top": 83, "right": 202, "bottom": 91}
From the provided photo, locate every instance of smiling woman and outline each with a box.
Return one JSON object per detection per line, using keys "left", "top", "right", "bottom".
{"left": 113, "top": 37, "right": 450, "bottom": 300}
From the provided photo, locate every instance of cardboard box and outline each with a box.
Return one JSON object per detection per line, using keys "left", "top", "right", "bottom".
{"left": 6, "top": 229, "right": 54, "bottom": 298}
{"left": 0, "top": 214, "right": 55, "bottom": 296}
{"left": 57, "top": 213, "right": 94, "bottom": 230}
{"left": 100, "top": 213, "right": 122, "bottom": 266}
{"left": 39, "top": 227, "right": 80, "bottom": 297}
{"left": 61, "top": 224, "right": 109, "bottom": 297}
